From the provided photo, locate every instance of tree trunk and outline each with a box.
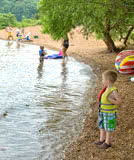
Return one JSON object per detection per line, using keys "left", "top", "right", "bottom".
{"left": 103, "top": 32, "right": 117, "bottom": 52}
{"left": 103, "top": 17, "right": 117, "bottom": 52}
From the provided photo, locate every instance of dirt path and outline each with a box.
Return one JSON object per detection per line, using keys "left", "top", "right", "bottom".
{"left": 0, "top": 26, "right": 134, "bottom": 160}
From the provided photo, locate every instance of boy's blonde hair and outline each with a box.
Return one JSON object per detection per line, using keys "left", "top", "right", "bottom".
{"left": 40, "top": 46, "right": 44, "bottom": 50}
{"left": 103, "top": 70, "right": 117, "bottom": 83}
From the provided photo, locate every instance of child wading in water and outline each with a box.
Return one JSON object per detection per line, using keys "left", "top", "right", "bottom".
{"left": 39, "top": 46, "right": 47, "bottom": 62}
{"left": 94, "top": 70, "right": 121, "bottom": 149}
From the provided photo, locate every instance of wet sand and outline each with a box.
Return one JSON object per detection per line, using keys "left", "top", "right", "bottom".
{"left": 0, "top": 26, "right": 134, "bottom": 160}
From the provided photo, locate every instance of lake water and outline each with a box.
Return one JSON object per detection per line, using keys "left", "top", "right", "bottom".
{"left": 0, "top": 40, "right": 96, "bottom": 160}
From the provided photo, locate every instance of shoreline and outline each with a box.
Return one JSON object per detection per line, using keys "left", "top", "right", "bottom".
{"left": 0, "top": 26, "right": 134, "bottom": 160}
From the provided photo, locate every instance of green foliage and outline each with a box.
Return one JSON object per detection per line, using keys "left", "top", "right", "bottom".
{"left": 39, "top": 0, "right": 75, "bottom": 40}
{"left": 0, "top": 13, "right": 17, "bottom": 29}
{"left": 0, "top": 0, "right": 39, "bottom": 21}
{"left": 0, "top": 13, "right": 41, "bottom": 29}
{"left": 16, "top": 18, "right": 41, "bottom": 28}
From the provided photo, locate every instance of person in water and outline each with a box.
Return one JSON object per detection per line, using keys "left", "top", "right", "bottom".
{"left": 62, "top": 35, "right": 69, "bottom": 58}
{"left": 39, "top": 46, "right": 47, "bottom": 62}
{"left": 16, "top": 29, "right": 20, "bottom": 38}
{"left": 6, "top": 26, "right": 14, "bottom": 40}
{"left": 16, "top": 28, "right": 25, "bottom": 41}
{"left": 94, "top": 70, "right": 121, "bottom": 149}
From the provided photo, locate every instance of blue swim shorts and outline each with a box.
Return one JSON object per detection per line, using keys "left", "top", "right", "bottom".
{"left": 98, "top": 112, "right": 116, "bottom": 131}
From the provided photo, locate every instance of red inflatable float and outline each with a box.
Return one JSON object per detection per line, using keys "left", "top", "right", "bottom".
{"left": 115, "top": 50, "right": 134, "bottom": 74}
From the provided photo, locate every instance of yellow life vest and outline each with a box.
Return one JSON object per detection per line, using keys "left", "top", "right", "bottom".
{"left": 100, "top": 87, "right": 117, "bottom": 113}
{"left": 8, "top": 32, "right": 12, "bottom": 37}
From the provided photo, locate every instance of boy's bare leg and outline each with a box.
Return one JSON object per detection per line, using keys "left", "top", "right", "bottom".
{"left": 100, "top": 129, "right": 106, "bottom": 141}
{"left": 105, "top": 131, "right": 112, "bottom": 144}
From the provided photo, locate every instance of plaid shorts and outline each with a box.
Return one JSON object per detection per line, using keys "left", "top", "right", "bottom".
{"left": 98, "top": 112, "right": 116, "bottom": 131}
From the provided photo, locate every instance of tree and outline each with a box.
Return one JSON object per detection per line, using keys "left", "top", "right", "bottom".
{"left": 39, "top": 0, "right": 134, "bottom": 52}
{"left": 0, "top": 13, "right": 17, "bottom": 29}
{"left": 0, "top": 0, "right": 39, "bottom": 21}
{"left": 39, "top": 0, "right": 75, "bottom": 40}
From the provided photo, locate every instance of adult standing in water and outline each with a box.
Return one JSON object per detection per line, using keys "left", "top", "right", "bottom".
{"left": 62, "top": 34, "right": 69, "bottom": 59}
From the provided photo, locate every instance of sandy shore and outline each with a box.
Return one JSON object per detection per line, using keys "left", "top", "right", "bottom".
{"left": 0, "top": 26, "right": 134, "bottom": 160}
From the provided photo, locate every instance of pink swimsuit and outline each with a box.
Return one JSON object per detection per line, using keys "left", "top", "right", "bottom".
{"left": 58, "top": 50, "right": 63, "bottom": 56}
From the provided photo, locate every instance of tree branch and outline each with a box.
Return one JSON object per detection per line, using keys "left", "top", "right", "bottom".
{"left": 123, "top": 26, "right": 134, "bottom": 46}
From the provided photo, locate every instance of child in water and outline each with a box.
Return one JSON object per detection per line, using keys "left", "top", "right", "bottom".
{"left": 39, "top": 46, "right": 47, "bottom": 62}
{"left": 94, "top": 70, "right": 121, "bottom": 149}
{"left": 6, "top": 26, "right": 14, "bottom": 40}
{"left": 16, "top": 29, "right": 20, "bottom": 38}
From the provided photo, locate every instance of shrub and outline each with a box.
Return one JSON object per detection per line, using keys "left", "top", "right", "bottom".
{"left": 0, "top": 13, "right": 17, "bottom": 29}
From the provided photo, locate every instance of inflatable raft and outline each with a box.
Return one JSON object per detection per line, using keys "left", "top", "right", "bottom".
{"left": 44, "top": 54, "right": 63, "bottom": 59}
{"left": 115, "top": 50, "right": 134, "bottom": 74}
{"left": 115, "top": 50, "right": 134, "bottom": 63}
{"left": 44, "top": 50, "right": 63, "bottom": 59}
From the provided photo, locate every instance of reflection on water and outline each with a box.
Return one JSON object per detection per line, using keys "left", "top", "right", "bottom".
{"left": 7, "top": 41, "right": 13, "bottom": 48}
{"left": 61, "top": 59, "right": 67, "bottom": 81}
{"left": 0, "top": 40, "right": 96, "bottom": 160}
{"left": 16, "top": 41, "right": 21, "bottom": 49}
{"left": 37, "top": 61, "right": 44, "bottom": 79}
{"left": 60, "top": 59, "right": 68, "bottom": 96}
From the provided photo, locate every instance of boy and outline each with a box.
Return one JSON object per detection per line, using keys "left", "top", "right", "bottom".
{"left": 94, "top": 70, "right": 121, "bottom": 149}
{"left": 39, "top": 46, "right": 47, "bottom": 62}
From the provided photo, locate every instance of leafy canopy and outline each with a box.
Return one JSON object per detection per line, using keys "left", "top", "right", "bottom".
{"left": 39, "top": 0, "right": 134, "bottom": 44}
